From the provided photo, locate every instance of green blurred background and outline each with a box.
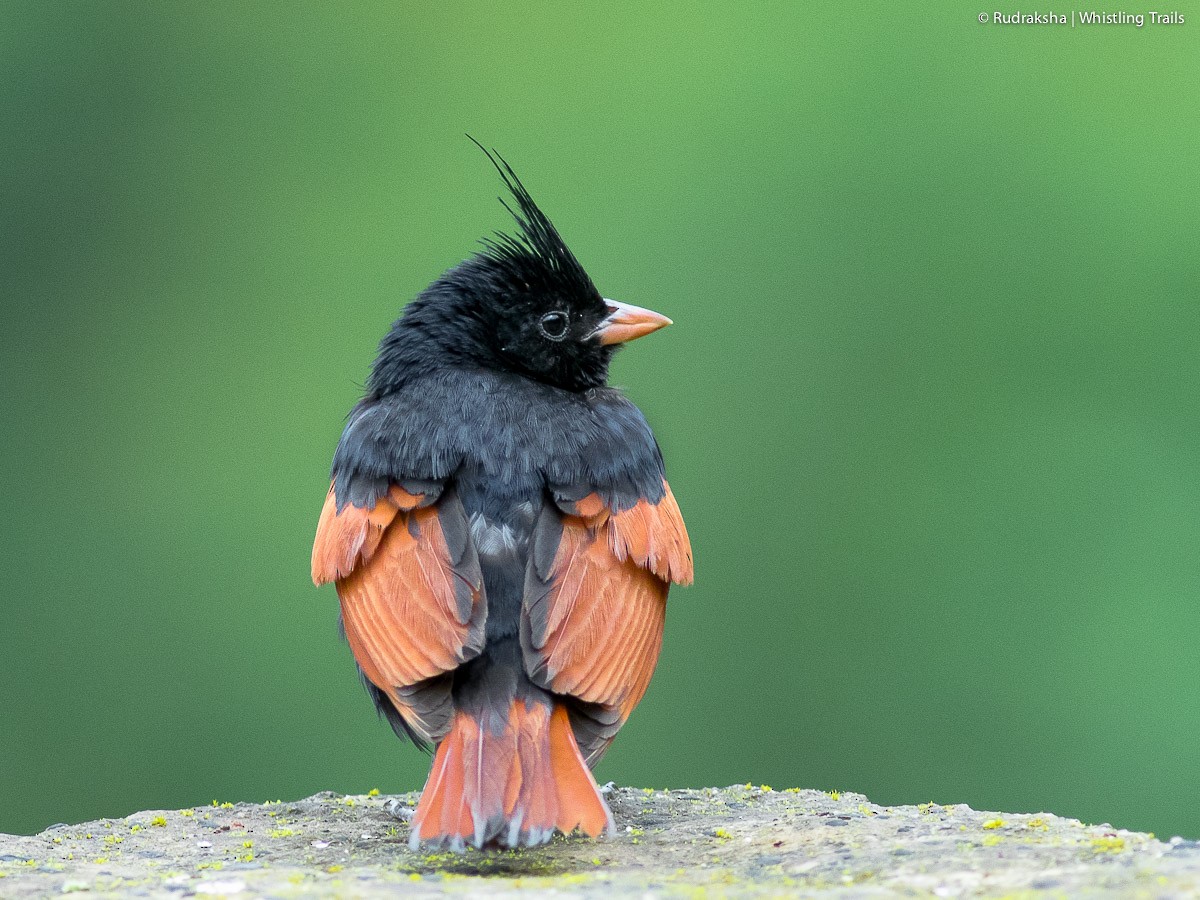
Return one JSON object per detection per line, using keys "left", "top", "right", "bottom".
{"left": 2, "top": 2, "right": 1198, "bottom": 839}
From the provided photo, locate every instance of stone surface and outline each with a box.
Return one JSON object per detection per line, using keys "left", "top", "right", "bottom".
{"left": 1, "top": 786, "right": 1197, "bottom": 897}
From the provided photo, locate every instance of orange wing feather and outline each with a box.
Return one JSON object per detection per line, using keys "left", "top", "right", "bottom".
{"left": 312, "top": 482, "right": 485, "bottom": 741}
{"left": 526, "top": 479, "right": 692, "bottom": 727}
{"left": 605, "top": 484, "right": 693, "bottom": 585}
{"left": 311, "top": 483, "right": 426, "bottom": 586}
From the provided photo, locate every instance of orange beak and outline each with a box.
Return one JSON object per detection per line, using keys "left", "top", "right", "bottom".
{"left": 595, "top": 299, "right": 673, "bottom": 345}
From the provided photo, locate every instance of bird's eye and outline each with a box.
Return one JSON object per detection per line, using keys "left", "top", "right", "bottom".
{"left": 538, "top": 311, "right": 569, "bottom": 341}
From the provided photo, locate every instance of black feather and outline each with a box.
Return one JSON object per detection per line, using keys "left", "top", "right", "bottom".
{"left": 364, "top": 144, "right": 614, "bottom": 396}
{"left": 361, "top": 670, "right": 433, "bottom": 754}
{"left": 467, "top": 136, "right": 596, "bottom": 300}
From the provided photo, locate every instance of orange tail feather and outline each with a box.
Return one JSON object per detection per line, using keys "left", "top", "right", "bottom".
{"left": 409, "top": 701, "right": 613, "bottom": 850}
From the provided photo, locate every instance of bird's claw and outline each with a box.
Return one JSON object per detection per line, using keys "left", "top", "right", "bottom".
{"left": 384, "top": 798, "right": 415, "bottom": 822}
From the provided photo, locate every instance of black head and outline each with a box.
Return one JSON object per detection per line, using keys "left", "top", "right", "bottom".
{"left": 367, "top": 144, "right": 671, "bottom": 396}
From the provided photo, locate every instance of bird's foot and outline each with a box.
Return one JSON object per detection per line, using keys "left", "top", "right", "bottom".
{"left": 599, "top": 781, "right": 617, "bottom": 796}
{"left": 384, "top": 798, "right": 414, "bottom": 822}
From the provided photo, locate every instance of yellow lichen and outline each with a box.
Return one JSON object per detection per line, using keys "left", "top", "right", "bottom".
{"left": 179, "top": 809, "right": 194, "bottom": 818}
{"left": 858, "top": 804, "right": 877, "bottom": 817}
{"left": 269, "top": 829, "right": 298, "bottom": 838}
{"left": 1092, "top": 835, "right": 1126, "bottom": 853}
{"left": 150, "top": 817, "right": 167, "bottom": 828}
{"left": 327, "top": 865, "right": 344, "bottom": 873}
{"left": 713, "top": 828, "right": 732, "bottom": 840}
{"left": 94, "top": 857, "right": 109, "bottom": 864}
{"left": 1027, "top": 818, "right": 1048, "bottom": 830}
{"left": 368, "top": 788, "right": 380, "bottom": 797}
{"left": 242, "top": 840, "right": 253, "bottom": 849}
{"left": 982, "top": 819, "right": 1006, "bottom": 830}
{"left": 827, "top": 790, "right": 841, "bottom": 801}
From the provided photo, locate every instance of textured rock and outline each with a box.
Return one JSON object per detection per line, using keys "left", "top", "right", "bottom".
{"left": 1, "top": 786, "right": 1197, "bottom": 897}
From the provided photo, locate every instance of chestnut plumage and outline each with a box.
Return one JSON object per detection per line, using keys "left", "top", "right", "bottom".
{"left": 312, "top": 145, "right": 692, "bottom": 850}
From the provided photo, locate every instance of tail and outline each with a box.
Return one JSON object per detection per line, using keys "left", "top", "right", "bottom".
{"left": 409, "top": 700, "right": 614, "bottom": 850}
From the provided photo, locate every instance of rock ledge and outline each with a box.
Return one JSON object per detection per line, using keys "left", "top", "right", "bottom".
{"left": 1, "top": 786, "right": 1196, "bottom": 897}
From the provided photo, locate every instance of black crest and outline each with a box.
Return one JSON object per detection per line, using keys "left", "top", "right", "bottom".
{"left": 365, "top": 141, "right": 614, "bottom": 398}
{"left": 468, "top": 137, "right": 599, "bottom": 302}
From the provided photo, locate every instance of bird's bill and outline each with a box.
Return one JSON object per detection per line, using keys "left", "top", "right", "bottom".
{"left": 595, "top": 299, "right": 673, "bottom": 345}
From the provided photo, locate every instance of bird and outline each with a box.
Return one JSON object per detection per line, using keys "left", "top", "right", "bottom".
{"left": 311, "top": 144, "right": 693, "bottom": 851}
